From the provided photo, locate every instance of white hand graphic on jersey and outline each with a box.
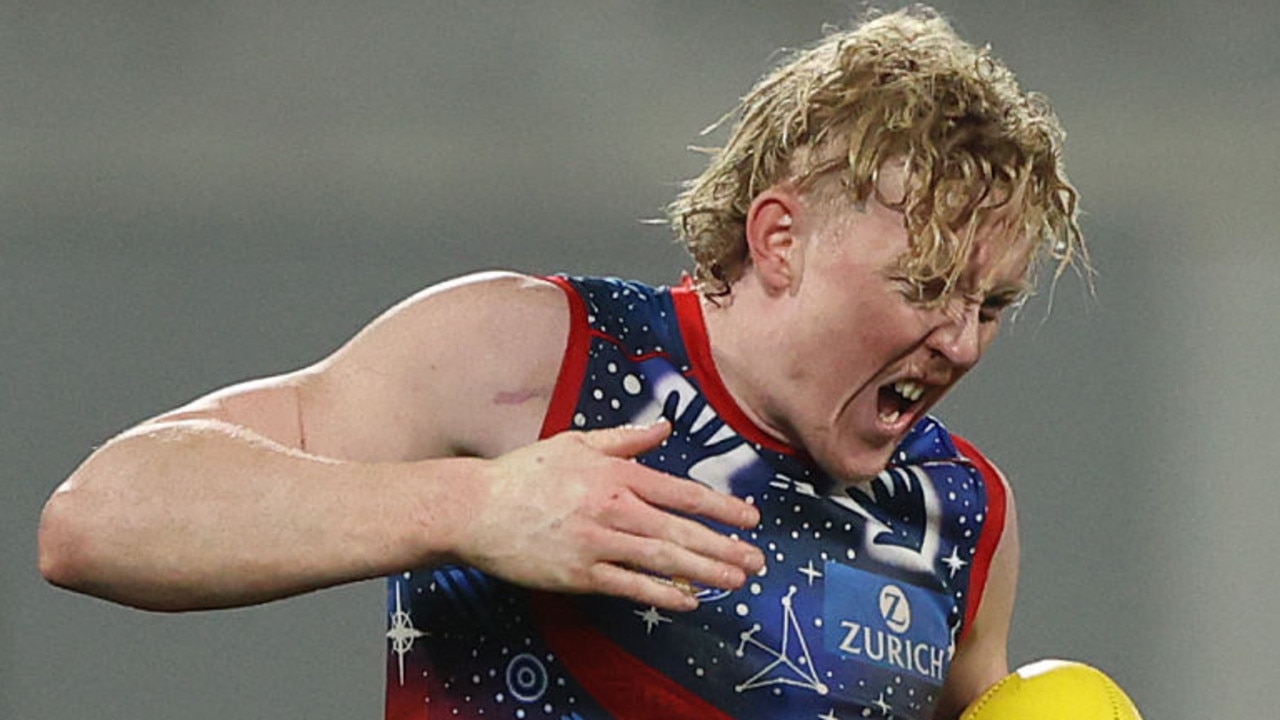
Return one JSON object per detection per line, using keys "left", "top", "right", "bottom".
{"left": 829, "top": 466, "right": 942, "bottom": 576}
{"left": 629, "top": 367, "right": 765, "bottom": 495}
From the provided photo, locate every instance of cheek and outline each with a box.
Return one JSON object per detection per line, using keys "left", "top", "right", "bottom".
{"left": 819, "top": 308, "right": 924, "bottom": 385}
{"left": 801, "top": 290, "right": 928, "bottom": 378}
{"left": 873, "top": 302, "right": 937, "bottom": 348}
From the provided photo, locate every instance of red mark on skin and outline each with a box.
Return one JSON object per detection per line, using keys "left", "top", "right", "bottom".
{"left": 492, "top": 388, "right": 549, "bottom": 406}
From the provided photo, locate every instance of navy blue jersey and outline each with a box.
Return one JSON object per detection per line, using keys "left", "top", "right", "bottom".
{"left": 385, "top": 276, "right": 1006, "bottom": 720}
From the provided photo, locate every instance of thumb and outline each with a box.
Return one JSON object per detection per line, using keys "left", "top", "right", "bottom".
{"left": 579, "top": 419, "right": 672, "bottom": 459}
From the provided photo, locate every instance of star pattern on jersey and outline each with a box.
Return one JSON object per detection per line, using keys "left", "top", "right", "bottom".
{"left": 385, "top": 580, "right": 426, "bottom": 685}
{"left": 941, "top": 546, "right": 968, "bottom": 578}
{"left": 872, "top": 691, "right": 893, "bottom": 715}
{"left": 798, "top": 559, "right": 824, "bottom": 585}
{"left": 634, "top": 606, "right": 672, "bottom": 634}
{"left": 384, "top": 277, "right": 996, "bottom": 720}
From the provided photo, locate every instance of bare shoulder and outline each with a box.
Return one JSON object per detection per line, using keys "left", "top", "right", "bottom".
{"left": 303, "top": 270, "right": 572, "bottom": 460}
{"left": 379, "top": 270, "right": 567, "bottom": 324}
{"left": 342, "top": 271, "right": 568, "bottom": 360}
{"left": 153, "top": 271, "right": 572, "bottom": 463}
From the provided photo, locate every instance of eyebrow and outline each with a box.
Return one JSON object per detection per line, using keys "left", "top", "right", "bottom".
{"left": 962, "top": 280, "right": 1031, "bottom": 306}
{"left": 985, "top": 282, "right": 1031, "bottom": 302}
{"left": 992, "top": 280, "right": 1031, "bottom": 298}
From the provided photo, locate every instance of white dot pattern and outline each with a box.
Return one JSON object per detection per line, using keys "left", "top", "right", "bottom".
{"left": 385, "top": 277, "right": 999, "bottom": 720}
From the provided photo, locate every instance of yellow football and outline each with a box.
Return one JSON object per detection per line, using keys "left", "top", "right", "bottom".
{"left": 961, "top": 659, "right": 1143, "bottom": 720}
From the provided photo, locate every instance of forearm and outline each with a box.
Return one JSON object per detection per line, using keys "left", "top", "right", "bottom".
{"left": 38, "top": 419, "right": 477, "bottom": 611}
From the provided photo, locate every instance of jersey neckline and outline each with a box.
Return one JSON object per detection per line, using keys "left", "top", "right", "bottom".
{"left": 669, "top": 280, "right": 798, "bottom": 457}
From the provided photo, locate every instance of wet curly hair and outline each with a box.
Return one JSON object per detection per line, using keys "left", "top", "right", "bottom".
{"left": 669, "top": 5, "right": 1085, "bottom": 300}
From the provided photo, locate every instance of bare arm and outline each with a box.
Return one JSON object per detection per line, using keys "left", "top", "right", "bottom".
{"left": 932, "top": 464, "right": 1021, "bottom": 720}
{"left": 38, "top": 416, "right": 486, "bottom": 610}
{"left": 38, "top": 272, "right": 763, "bottom": 612}
{"left": 37, "top": 271, "right": 547, "bottom": 610}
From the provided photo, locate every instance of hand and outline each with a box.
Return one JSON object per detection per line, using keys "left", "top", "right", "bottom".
{"left": 459, "top": 421, "right": 765, "bottom": 611}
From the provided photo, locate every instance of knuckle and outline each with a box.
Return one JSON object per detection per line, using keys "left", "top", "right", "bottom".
{"left": 666, "top": 518, "right": 706, "bottom": 551}
{"left": 575, "top": 524, "right": 608, "bottom": 549}
{"left": 558, "top": 429, "right": 595, "bottom": 453}
{"left": 637, "top": 538, "right": 678, "bottom": 570}
{"left": 558, "top": 565, "right": 586, "bottom": 590}
{"left": 593, "top": 488, "right": 633, "bottom": 522}
{"left": 636, "top": 538, "right": 665, "bottom": 565}
{"left": 677, "top": 484, "right": 707, "bottom": 511}
{"left": 654, "top": 479, "right": 705, "bottom": 514}
{"left": 585, "top": 563, "right": 612, "bottom": 588}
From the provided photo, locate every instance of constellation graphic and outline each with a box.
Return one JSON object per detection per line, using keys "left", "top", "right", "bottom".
{"left": 734, "top": 586, "right": 829, "bottom": 695}
{"left": 385, "top": 581, "right": 426, "bottom": 685}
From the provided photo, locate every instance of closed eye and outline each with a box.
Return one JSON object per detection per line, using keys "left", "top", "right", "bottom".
{"left": 894, "top": 274, "right": 1027, "bottom": 323}
{"left": 898, "top": 278, "right": 949, "bottom": 306}
{"left": 978, "top": 292, "right": 1025, "bottom": 323}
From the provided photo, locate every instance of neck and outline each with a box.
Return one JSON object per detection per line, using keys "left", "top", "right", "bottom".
{"left": 699, "top": 279, "right": 795, "bottom": 447}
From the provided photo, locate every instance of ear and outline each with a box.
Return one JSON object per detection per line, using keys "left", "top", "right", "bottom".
{"left": 744, "top": 189, "right": 804, "bottom": 296}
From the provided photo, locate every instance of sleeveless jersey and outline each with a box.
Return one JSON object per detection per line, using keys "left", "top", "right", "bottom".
{"left": 384, "top": 276, "right": 1007, "bottom": 720}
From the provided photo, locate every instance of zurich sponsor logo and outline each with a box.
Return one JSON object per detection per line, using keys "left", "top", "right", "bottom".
{"left": 824, "top": 563, "right": 951, "bottom": 683}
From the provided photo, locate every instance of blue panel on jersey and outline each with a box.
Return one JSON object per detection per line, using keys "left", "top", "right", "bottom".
{"left": 822, "top": 561, "right": 952, "bottom": 684}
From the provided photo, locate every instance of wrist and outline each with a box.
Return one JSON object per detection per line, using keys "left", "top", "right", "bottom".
{"left": 373, "top": 455, "right": 492, "bottom": 572}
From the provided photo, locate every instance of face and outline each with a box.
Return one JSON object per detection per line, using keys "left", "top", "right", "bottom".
{"left": 760, "top": 185, "right": 1032, "bottom": 483}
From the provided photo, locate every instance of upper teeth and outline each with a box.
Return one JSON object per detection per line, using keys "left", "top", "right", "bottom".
{"left": 894, "top": 380, "right": 925, "bottom": 402}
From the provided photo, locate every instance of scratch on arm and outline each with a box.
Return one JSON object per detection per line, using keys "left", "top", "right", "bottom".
{"left": 491, "top": 388, "right": 550, "bottom": 406}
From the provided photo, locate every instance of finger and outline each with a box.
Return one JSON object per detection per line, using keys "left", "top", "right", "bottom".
{"left": 576, "top": 420, "right": 671, "bottom": 459}
{"left": 588, "top": 561, "right": 699, "bottom": 612}
{"left": 627, "top": 470, "right": 761, "bottom": 531}
{"left": 597, "top": 530, "right": 754, "bottom": 594}
{"left": 607, "top": 498, "right": 764, "bottom": 582}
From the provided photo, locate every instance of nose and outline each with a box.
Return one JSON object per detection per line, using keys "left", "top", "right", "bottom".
{"left": 927, "top": 301, "right": 983, "bottom": 368}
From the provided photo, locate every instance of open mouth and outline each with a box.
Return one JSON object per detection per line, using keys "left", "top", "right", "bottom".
{"left": 877, "top": 379, "right": 926, "bottom": 426}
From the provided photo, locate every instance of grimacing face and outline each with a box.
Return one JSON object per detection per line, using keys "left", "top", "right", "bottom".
{"left": 757, "top": 173, "right": 1032, "bottom": 483}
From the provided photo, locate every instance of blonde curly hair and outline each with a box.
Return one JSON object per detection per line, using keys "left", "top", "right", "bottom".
{"left": 669, "top": 5, "right": 1085, "bottom": 300}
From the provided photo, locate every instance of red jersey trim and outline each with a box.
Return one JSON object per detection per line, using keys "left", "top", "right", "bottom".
{"left": 385, "top": 657, "right": 428, "bottom": 720}
{"left": 539, "top": 276, "right": 591, "bottom": 440}
{"left": 529, "top": 592, "right": 735, "bottom": 720}
{"left": 950, "top": 434, "right": 1007, "bottom": 643}
{"left": 670, "top": 283, "right": 795, "bottom": 455}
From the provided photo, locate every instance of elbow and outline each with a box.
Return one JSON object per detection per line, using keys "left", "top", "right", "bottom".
{"left": 38, "top": 477, "right": 127, "bottom": 601}
{"left": 38, "top": 486, "right": 97, "bottom": 592}
{"left": 38, "top": 490, "right": 177, "bottom": 612}
{"left": 38, "top": 434, "right": 214, "bottom": 612}
{"left": 39, "top": 474, "right": 227, "bottom": 614}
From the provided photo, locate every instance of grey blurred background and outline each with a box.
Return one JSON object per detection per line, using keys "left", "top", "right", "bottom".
{"left": 4, "top": 1, "right": 1277, "bottom": 718}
